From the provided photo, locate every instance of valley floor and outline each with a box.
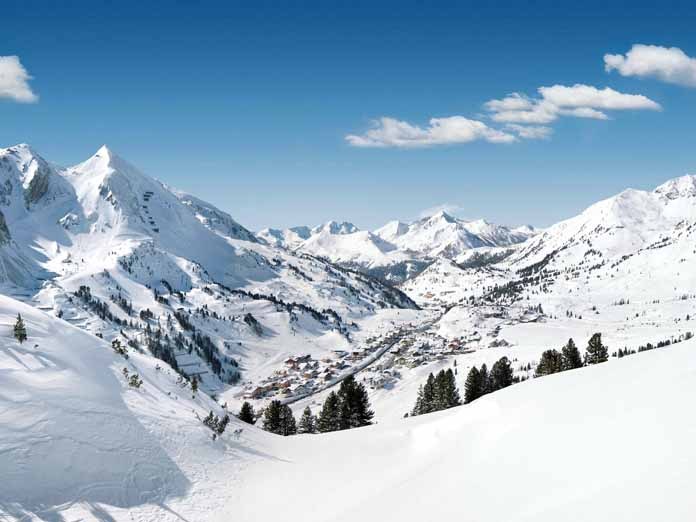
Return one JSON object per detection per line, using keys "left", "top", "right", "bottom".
{"left": 3, "top": 292, "right": 694, "bottom": 521}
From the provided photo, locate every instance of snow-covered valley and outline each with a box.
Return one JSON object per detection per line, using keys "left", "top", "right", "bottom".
{"left": 1, "top": 142, "right": 695, "bottom": 520}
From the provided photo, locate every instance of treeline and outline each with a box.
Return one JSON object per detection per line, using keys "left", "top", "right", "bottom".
{"left": 464, "top": 356, "right": 516, "bottom": 404}
{"left": 534, "top": 333, "right": 607, "bottom": 379}
{"left": 411, "top": 368, "right": 460, "bottom": 416}
{"left": 259, "top": 375, "right": 374, "bottom": 436}
{"left": 614, "top": 331, "right": 693, "bottom": 358}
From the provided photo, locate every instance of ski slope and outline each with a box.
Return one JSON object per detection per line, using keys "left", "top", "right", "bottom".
{"left": 2, "top": 291, "right": 694, "bottom": 521}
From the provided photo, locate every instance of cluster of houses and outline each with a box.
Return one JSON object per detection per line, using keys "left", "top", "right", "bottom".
{"left": 242, "top": 326, "right": 486, "bottom": 401}
{"left": 243, "top": 350, "right": 361, "bottom": 400}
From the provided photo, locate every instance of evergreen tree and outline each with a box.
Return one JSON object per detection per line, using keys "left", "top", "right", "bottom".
{"left": 262, "top": 400, "right": 282, "bottom": 433}
{"left": 561, "top": 338, "right": 583, "bottom": 370}
{"left": 190, "top": 376, "right": 198, "bottom": 395}
{"left": 585, "top": 333, "right": 608, "bottom": 365}
{"left": 433, "top": 370, "right": 448, "bottom": 411}
{"left": 238, "top": 401, "right": 255, "bottom": 424}
{"left": 421, "top": 373, "right": 436, "bottom": 414}
{"left": 13, "top": 313, "right": 27, "bottom": 344}
{"left": 464, "top": 366, "right": 483, "bottom": 404}
{"left": 489, "top": 356, "right": 513, "bottom": 391}
{"left": 479, "top": 363, "right": 490, "bottom": 394}
{"left": 216, "top": 414, "right": 230, "bottom": 435}
{"left": 535, "top": 349, "right": 563, "bottom": 377}
{"left": 337, "top": 375, "right": 374, "bottom": 429}
{"left": 262, "top": 400, "right": 296, "bottom": 436}
{"left": 278, "top": 403, "right": 297, "bottom": 436}
{"left": 442, "top": 368, "right": 461, "bottom": 407}
{"left": 318, "top": 391, "right": 341, "bottom": 432}
{"left": 412, "top": 385, "right": 426, "bottom": 416}
{"left": 298, "top": 406, "right": 317, "bottom": 434}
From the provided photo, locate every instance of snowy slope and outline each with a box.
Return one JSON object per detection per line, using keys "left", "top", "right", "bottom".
{"left": 0, "top": 295, "right": 193, "bottom": 514}
{"left": 3, "top": 289, "right": 695, "bottom": 521}
{"left": 0, "top": 144, "right": 417, "bottom": 405}
{"left": 236, "top": 338, "right": 696, "bottom": 522}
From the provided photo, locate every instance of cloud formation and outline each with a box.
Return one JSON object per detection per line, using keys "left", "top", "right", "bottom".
{"left": 486, "top": 84, "right": 660, "bottom": 124}
{"left": 346, "top": 116, "right": 516, "bottom": 148}
{"left": 0, "top": 56, "right": 38, "bottom": 103}
{"left": 505, "top": 124, "right": 553, "bottom": 140}
{"left": 418, "top": 203, "right": 464, "bottom": 219}
{"left": 605, "top": 44, "right": 696, "bottom": 87}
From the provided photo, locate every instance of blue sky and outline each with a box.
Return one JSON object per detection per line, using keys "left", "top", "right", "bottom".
{"left": 2, "top": 1, "right": 696, "bottom": 231}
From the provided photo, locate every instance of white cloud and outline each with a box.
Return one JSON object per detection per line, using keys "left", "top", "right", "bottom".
{"left": 346, "top": 116, "right": 516, "bottom": 148}
{"left": 484, "top": 92, "right": 534, "bottom": 112}
{"left": 538, "top": 84, "right": 660, "bottom": 110}
{"left": 485, "top": 83, "right": 658, "bottom": 130}
{"left": 559, "top": 107, "right": 609, "bottom": 120}
{"left": 605, "top": 44, "right": 696, "bottom": 87}
{"left": 490, "top": 100, "right": 558, "bottom": 124}
{"left": 418, "top": 203, "right": 464, "bottom": 219}
{"left": 0, "top": 56, "right": 38, "bottom": 103}
{"left": 504, "top": 124, "right": 553, "bottom": 140}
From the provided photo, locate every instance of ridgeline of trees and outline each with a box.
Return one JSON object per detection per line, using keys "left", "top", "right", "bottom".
{"left": 317, "top": 376, "right": 374, "bottom": 432}
{"left": 411, "top": 369, "right": 461, "bottom": 416}
{"left": 464, "top": 356, "right": 515, "bottom": 404}
{"left": 261, "top": 375, "right": 374, "bottom": 436}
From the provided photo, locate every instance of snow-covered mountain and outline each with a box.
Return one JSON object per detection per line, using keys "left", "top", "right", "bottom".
{"left": 374, "top": 211, "right": 537, "bottom": 257}
{"left": 0, "top": 143, "right": 416, "bottom": 398}
{"left": 258, "top": 211, "right": 537, "bottom": 282}
{"left": 3, "top": 143, "right": 696, "bottom": 522}
{"left": 404, "top": 175, "right": 696, "bottom": 312}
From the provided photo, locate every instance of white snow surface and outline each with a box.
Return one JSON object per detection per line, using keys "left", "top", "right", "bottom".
{"left": 2, "top": 141, "right": 696, "bottom": 520}
{"left": 2, "top": 292, "right": 695, "bottom": 521}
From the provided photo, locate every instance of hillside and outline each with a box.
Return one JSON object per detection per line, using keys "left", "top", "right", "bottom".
{"left": 0, "top": 144, "right": 417, "bottom": 405}
{"left": 2, "top": 291, "right": 694, "bottom": 521}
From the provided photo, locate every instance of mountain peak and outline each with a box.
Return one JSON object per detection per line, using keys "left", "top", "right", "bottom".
{"left": 95, "top": 144, "right": 113, "bottom": 159}
{"left": 312, "top": 220, "right": 359, "bottom": 235}
{"left": 431, "top": 210, "right": 455, "bottom": 221}
{"left": 654, "top": 174, "right": 696, "bottom": 200}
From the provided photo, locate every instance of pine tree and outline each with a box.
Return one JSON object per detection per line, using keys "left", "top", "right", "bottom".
{"left": 479, "top": 363, "right": 490, "bottom": 395}
{"left": 13, "top": 313, "right": 27, "bottom": 344}
{"left": 298, "top": 406, "right": 317, "bottom": 434}
{"left": 203, "top": 411, "right": 217, "bottom": 430}
{"left": 412, "top": 385, "right": 426, "bottom": 416}
{"left": 262, "top": 400, "right": 296, "bottom": 436}
{"left": 535, "top": 349, "right": 563, "bottom": 377}
{"left": 464, "top": 366, "right": 483, "bottom": 404}
{"left": 337, "top": 375, "right": 374, "bottom": 429}
{"left": 238, "top": 401, "right": 255, "bottom": 424}
{"left": 442, "top": 368, "right": 461, "bottom": 407}
{"left": 561, "top": 338, "right": 583, "bottom": 370}
{"left": 433, "top": 370, "right": 448, "bottom": 411}
{"left": 585, "top": 333, "right": 608, "bottom": 365}
{"left": 190, "top": 376, "right": 198, "bottom": 395}
{"left": 489, "top": 356, "right": 513, "bottom": 391}
{"left": 262, "top": 400, "right": 282, "bottom": 434}
{"left": 421, "top": 373, "right": 436, "bottom": 414}
{"left": 278, "top": 403, "right": 297, "bottom": 436}
{"left": 216, "top": 414, "right": 230, "bottom": 435}
{"left": 318, "top": 391, "right": 341, "bottom": 432}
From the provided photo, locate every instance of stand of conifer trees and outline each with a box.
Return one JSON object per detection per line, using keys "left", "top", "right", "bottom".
{"left": 411, "top": 368, "right": 461, "bottom": 416}
{"left": 464, "top": 356, "right": 515, "bottom": 404}
{"left": 317, "top": 375, "right": 374, "bottom": 432}
{"left": 262, "top": 400, "right": 297, "bottom": 436}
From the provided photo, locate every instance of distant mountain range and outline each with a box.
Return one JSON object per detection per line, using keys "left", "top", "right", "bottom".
{"left": 257, "top": 212, "right": 538, "bottom": 282}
